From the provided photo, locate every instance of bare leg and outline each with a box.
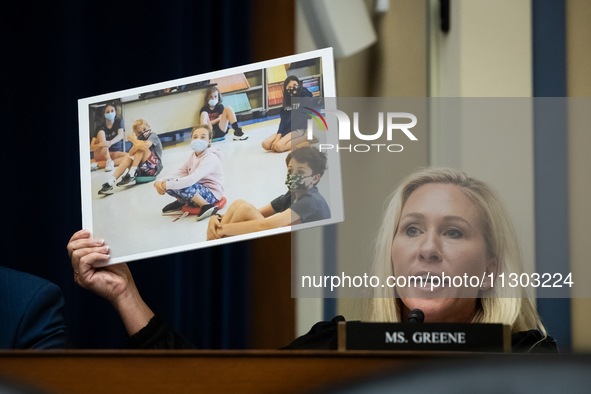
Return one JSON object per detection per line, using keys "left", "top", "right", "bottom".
{"left": 95, "top": 147, "right": 109, "bottom": 161}
{"left": 230, "top": 203, "right": 264, "bottom": 223}
{"left": 128, "top": 144, "right": 139, "bottom": 156}
{"left": 218, "top": 106, "right": 237, "bottom": 131}
{"left": 94, "top": 130, "right": 124, "bottom": 165}
{"left": 221, "top": 200, "right": 249, "bottom": 223}
{"left": 262, "top": 133, "right": 281, "bottom": 151}
{"left": 190, "top": 193, "right": 208, "bottom": 207}
{"left": 222, "top": 200, "right": 264, "bottom": 224}
{"left": 131, "top": 148, "right": 151, "bottom": 168}
{"left": 112, "top": 154, "right": 132, "bottom": 179}
{"left": 93, "top": 131, "right": 110, "bottom": 162}
{"left": 274, "top": 131, "right": 308, "bottom": 153}
{"left": 109, "top": 151, "right": 126, "bottom": 166}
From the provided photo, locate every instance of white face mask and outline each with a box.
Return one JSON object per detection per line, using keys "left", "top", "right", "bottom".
{"left": 105, "top": 111, "right": 116, "bottom": 121}
{"left": 190, "top": 138, "right": 209, "bottom": 153}
{"left": 208, "top": 99, "right": 218, "bottom": 107}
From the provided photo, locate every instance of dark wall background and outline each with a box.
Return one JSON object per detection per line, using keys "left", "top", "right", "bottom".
{"left": 2, "top": 0, "right": 254, "bottom": 349}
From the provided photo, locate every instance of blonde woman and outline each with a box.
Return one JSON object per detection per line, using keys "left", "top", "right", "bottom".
{"left": 287, "top": 168, "right": 556, "bottom": 351}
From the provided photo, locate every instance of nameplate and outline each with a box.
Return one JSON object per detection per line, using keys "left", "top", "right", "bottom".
{"left": 338, "top": 322, "right": 510, "bottom": 352}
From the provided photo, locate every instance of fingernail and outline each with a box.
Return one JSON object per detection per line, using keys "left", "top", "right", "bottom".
{"left": 105, "top": 246, "right": 110, "bottom": 253}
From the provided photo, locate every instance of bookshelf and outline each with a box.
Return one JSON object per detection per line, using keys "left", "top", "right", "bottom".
{"left": 216, "top": 70, "right": 266, "bottom": 121}
{"left": 219, "top": 59, "right": 324, "bottom": 122}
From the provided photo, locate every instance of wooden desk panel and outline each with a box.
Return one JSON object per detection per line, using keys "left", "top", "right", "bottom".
{"left": 0, "top": 350, "right": 499, "bottom": 394}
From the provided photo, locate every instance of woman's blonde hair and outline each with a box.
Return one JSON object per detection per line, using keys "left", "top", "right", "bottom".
{"left": 365, "top": 167, "right": 546, "bottom": 335}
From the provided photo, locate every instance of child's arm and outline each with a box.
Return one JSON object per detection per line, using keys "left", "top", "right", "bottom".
{"left": 165, "top": 154, "right": 220, "bottom": 191}
{"left": 201, "top": 110, "right": 221, "bottom": 125}
{"left": 127, "top": 133, "right": 153, "bottom": 150}
{"left": 258, "top": 203, "right": 277, "bottom": 218}
{"left": 109, "top": 127, "right": 124, "bottom": 145}
{"left": 217, "top": 209, "right": 298, "bottom": 238}
{"left": 162, "top": 155, "right": 192, "bottom": 183}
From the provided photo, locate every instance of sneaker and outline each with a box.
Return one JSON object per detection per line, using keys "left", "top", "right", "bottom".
{"left": 162, "top": 200, "right": 184, "bottom": 214}
{"left": 233, "top": 128, "right": 249, "bottom": 141}
{"left": 105, "top": 160, "right": 114, "bottom": 172}
{"left": 91, "top": 162, "right": 98, "bottom": 172}
{"left": 196, "top": 204, "right": 219, "bottom": 221}
{"left": 98, "top": 182, "right": 113, "bottom": 195}
{"left": 117, "top": 174, "right": 136, "bottom": 187}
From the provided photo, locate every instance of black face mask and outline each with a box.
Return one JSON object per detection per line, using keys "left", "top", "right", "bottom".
{"left": 286, "top": 86, "right": 299, "bottom": 96}
{"left": 137, "top": 129, "right": 152, "bottom": 140}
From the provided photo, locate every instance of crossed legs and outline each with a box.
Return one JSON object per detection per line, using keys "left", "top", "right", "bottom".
{"left": 112, "top": 145, "right": 151, "bottom": 179}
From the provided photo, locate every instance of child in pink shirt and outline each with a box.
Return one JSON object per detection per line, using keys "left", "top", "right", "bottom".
{"left": 154, "top": 124, "right": 224, "bottom": 221}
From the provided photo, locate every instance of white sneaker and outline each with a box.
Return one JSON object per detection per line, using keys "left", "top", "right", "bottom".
{"left": 90, "top": 162, "right": 98, "bottom": 172}
{"left": 105, "top": 160, "right": 114, "bottom": 172}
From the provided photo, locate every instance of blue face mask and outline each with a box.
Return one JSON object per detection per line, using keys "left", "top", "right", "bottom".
{"left": 105, "top": 111, "right": 116, "bottom": 121}
{"left": 190, "top": 138, "right": 209, "bottom": 153}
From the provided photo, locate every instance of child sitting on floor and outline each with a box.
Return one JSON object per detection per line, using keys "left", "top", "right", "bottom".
{"left": 98, "top": 119, "right": 163, "bottom": 195}
{"left": 155, "top": 124, "right": 224, "bottom": 221}
{"left": 206, "top": 146, "right": 330, "bottom": 240}
{"left": 200, "top": 86, "right": 248, "bottom": 141}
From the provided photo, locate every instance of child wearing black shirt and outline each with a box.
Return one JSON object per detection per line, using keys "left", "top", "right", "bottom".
{"left": 199, "top": 86, "right": 247, "bottom": 141}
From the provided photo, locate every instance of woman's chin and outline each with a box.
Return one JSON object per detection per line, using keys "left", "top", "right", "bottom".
{"left": 402, "top": 298, "right": 447, "bottom": 321}
{"left": 400, "top": 298, "right": 476, "bottom": 323}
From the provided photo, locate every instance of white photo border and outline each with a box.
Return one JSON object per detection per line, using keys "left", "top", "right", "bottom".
{"left": 77, "top": 48, "right": 342, "bottom": 266}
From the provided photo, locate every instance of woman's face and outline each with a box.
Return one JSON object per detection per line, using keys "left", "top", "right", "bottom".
{"left": 391, "top": 183, "right": 496, "bottom": 323}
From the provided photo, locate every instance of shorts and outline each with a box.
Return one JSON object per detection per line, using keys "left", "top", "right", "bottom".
{"left": 109, "top": 140, "right": 134, "bottom": 152}
{"left": 212, "top": 123, "right": 228, "bottom": 139}
{"left": 278, "top": 129, "right": 305, "bottom": 138}
{"left": 166, "top": 182, "right": 219, "bottom": 206}
{"left": 136, "top": 153, "right": 159, "bottom": 177}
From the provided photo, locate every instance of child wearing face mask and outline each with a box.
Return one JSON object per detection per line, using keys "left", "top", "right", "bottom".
{"left": 155, "top": 124, "right": 224, "bottom": 221}
{"left": 90, "top": 103, "right": 130, "bottom": 171}
{"left": 199, "top": 86, "right": 248, "bottom": 141}
{"left": 262, "top": 75, "right": 314, "bottom": 153}
{"left": 206, "top": 146, "right": 330, "bottom": 240}
{"left": 98, "top": 119, "right": 163, "bottom": 195}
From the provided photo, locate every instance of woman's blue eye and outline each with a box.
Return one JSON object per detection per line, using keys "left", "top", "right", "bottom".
{"left": 445, "top": 229, "right": 463, "bottom": 239}
{"left": 405, "top": 226, "right": 420, "bottom": 236}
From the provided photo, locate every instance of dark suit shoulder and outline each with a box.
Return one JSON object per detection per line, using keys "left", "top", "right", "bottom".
{"left": 511, "top": 329, "right": 558, "bottom": 353}
{"left": 0, "top": 266, "right": 53, "bottom": 306}
{"left": 0, "top": 266, "right": 66, "bottom": 349}
{"left": 282, "top": 315, "right": 345, "bottom": 350}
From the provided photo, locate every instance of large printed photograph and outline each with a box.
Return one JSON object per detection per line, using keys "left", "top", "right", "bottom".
{"left": 78, "top": 48, "right": 343, "bottom": 265}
